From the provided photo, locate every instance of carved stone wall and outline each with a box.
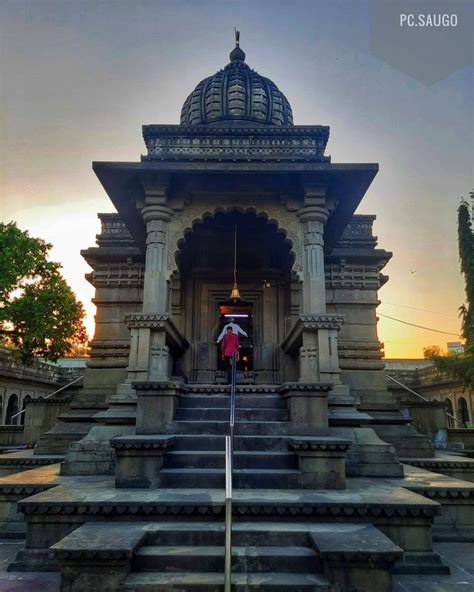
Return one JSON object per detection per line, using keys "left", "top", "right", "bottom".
{"left": 81, "top": 213, "right": 145, "bottom": 396}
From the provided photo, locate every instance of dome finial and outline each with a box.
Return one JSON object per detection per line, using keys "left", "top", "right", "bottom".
{"left": 230, "top": 28, "right": 246, "bottom": 62}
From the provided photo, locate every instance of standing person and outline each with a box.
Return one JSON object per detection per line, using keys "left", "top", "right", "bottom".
{"left": 217, "top": 317, "right": 248, "bottom": 343}
{"left": 221, "top": 326, "right": 240, "bottom": 384}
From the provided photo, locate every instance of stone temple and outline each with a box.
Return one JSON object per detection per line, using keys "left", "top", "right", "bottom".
{"left": 3, "top": 40, "right": 474, "bottom": 592}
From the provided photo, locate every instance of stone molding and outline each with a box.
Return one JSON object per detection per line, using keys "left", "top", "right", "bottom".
{"left": 410, "top": 487, "right": 474, "bottom": 499}
{"left": 0, "top": 484, "right": 52, "bottom": 496}
{"left": 0, "top": 457, "right": 59, "bottom": 466}
{"left": 289, "top": 437, "right": 352, "bottom": 452}
{"left": 405, "top": 459, "right": 474, "bottom": 471}
{"left": 125, "top": 313, "right": 189, "bottom": 354}
{"left": 133, "top": 381, "right": 189, "bottom": 394}
{"left": 278, "top": 382, "right": 333, "bottom": 395}
{"left": 281, "top": 314, "right": 345, "bottom": 354}
{"left": 53, "top": 549, "right": 132, "bottom": 561}
{"left": 111, "top": 435, "right": 176, "bottom": 451}
{"left": 25, "top": 397, "right": 70, "bottom": 406}
{"left": 18, "top": 500, "right": 439, "bottom": 519}
{"left": 188, "top": 384, "right": 279, "bottom": 394}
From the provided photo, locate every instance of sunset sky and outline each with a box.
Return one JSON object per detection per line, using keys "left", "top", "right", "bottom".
{"left": 1, "top": 0, "right": 472, "bottom": 358}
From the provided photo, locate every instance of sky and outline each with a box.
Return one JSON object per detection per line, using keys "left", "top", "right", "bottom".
{"left": 1, "top": 0, "right": 472, "bottom": 358}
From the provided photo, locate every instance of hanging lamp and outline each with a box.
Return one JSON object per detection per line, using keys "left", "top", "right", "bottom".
{"left": 228, "top": 222, "right": 242, "bottom": 302}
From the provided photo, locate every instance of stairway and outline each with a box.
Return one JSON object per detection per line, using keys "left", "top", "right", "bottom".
{"left": 122, "top": 521, "right": 331, "bottom": 592}
{"left": 160, "top": 388, "right": 302, "bottom": 489}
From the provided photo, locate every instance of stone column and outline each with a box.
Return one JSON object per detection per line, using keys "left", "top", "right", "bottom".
{"left": 298, "top": 202, "right": 328, "bottom": 316}
{"left": 125, "top": 189, "right": 174, "bottom": 384}
{"left": 296, "top": 188, "right": 347, "bottom": 391}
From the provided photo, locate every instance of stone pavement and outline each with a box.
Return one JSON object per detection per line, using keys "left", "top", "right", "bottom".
{"left": 0, "top": 538, "right": 473, "bottom": 591}
{"left": 394, "top": 543, "right": 474, "bottom": 591}
{"left": 0, "top": 540, "right": 59, "bottom": 592}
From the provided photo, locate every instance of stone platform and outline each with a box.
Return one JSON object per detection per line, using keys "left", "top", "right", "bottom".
{"left": 0, "top": 464, "right": 61, "bottom": 538}
{"left": 0, "top": 450, "right": 63, "bottom": 477}
{"left": 7, "top": 474, "right": 443, "bottom": 576}
{"left": 401, "top": 452, "right": 474, "bottom": 484}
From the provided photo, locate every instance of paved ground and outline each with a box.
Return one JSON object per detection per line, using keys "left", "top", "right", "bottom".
{"left": 394, "top": 543, "right": 474, "bottom": 591}
{"left": 0, "top": 540, "right": 59, "bottom": 592}
{"left": 0, "top": 538, "right": 473, "bottom": 591}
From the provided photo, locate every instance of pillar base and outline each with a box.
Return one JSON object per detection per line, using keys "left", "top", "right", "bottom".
{"left": 112, "top": 435, "right": 175, "bottom": 488}
{"left": 289, "top": 436, "right": 351, "bottom": 489}
{"left": 134, "top": 382, "right": 188, "bottom": 435}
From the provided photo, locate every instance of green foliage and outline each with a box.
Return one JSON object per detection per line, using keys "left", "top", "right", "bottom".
{"left": 432, "top": 193, "right": 474, "bottom": 389}
{"left": 423, "top": 345, "right": 442, "bottom": 359}
{"left": 0, "top": 222, "right": 88, "bottom": 363}
{"left": 457, "top": 195, "right": 474, "bottom": 345}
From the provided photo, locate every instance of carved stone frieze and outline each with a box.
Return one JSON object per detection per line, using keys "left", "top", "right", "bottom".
{"left": 299, "top": 314, "right": 345, "bottom": 330}
{"left": 86, "top": 263, "right": 144, "bottom": 289}
{"left": 325, "top": 263, "right": 384, "bottom": 290}
{"left": 336, "top": 215, "right": 377, "bottom": 249}
{"left": 338, "top": 340, "right": 384, "bottom": 360}
{"left": 125, "top": 313, "right": 172, "bottom": 330}
{"left": 142, "top": 125, "right": 330, "bottom": 163}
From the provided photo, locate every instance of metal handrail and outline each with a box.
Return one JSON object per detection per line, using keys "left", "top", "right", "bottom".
{"left": 10, "top": 374, "right": 84, "bottom": 421}
{"left": 224, "top": 352, "right": 237, "bottom": 592}
{"left": 387, "top": 374, "right": 464, "bottom": 426}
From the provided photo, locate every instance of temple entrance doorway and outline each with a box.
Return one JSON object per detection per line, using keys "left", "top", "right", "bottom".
{"left": 174, "top": 210, "right": 296, "bottom": 384}
{"left": 217, "top": 300, "right": 254, "bottom": 372}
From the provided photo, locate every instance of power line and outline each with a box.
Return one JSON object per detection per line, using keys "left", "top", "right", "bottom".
{"left": 380, "top": 302, "right": 458, "bottom": 317}
{"left": 378, "top": 313, "right": 460, "bottom": 336}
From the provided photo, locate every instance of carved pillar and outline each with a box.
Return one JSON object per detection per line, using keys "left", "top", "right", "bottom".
{"left": 298, "top": 202, "right": 328, "bottom": 315}
{"left": 125, "top": 183, "right": 174, "bottom": 383}
{"left": 295, "top": 188, "right": 346, "bottom": 389}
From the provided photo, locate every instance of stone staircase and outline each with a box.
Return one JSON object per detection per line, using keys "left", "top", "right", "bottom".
{"left": 123, "top": 521, "right": 331, "bottom": 592}
{"left": 12, "top": 382, "right": 446, "bottom": 591}
{"left": 160, "top": 389, "right": 303, "bottom": 489}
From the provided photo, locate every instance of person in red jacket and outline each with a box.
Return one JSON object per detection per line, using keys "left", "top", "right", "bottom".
{"left": 221, "top": 326, "right": 240, "bottom": 384}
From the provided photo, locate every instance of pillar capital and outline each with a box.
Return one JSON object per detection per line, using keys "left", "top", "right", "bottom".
{"left": 297, "top": 205, "right": 329, "bottom": 225}
{"left": 141, "top": 204, "right": 173, "bottom": 224}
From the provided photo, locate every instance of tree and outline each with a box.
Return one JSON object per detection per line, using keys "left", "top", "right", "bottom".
{"left": 0, "top": 222, "right": 88, "bottom": 363}
{"left": 433, "top": 193, "right": 474, "bottom": 389}
{"left": 423, "top": 345, "right": 442, "bottom": 359}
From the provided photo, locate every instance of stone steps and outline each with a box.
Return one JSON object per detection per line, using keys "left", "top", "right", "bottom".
{"left": 172, "top": 434, "right": 292, "bottom": 452}
{"left": 50, "top": 520, "right": 404, "bottom": 591}
{"left": 179, "top": 395, "right": 286, "bottom": 409}
{"left": 159, "top": 468, "right": 302, "bottom": 489}
{"left": 133, "top": 545, "right": 319, "bottom": 573}
{"left": 173, "top": 420, "right": 291, "bottom": 436}
{"left": 122, "top": 571, "right": 331, "bottom": 591}
{"left": 164, "top": 450, "right": 297, "bottom": 470}
{"left": 175, "top": 407, "right": 289, "bottom": 422}
{"left": 144, "top": 521, "right": 311, "bottom": 547}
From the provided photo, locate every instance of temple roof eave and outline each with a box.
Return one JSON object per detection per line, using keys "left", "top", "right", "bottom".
{"left": 92, "top": 160, "right": 378, "bottom": 249}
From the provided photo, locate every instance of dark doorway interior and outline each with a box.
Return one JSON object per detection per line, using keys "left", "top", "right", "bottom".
{"left": 218, "top": 301, "right": 254, "bottom": 371}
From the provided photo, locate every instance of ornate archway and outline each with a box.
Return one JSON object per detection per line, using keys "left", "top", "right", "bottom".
{"left": 458, "top": 397, "right": 470, "bottom": 426}
{"left": 171, "top": 210, "right": 297, "bottom": 383}
{"left": 5, "top": 393, "right": 19, "bottom": 425}
{"left": 167, "top": 201, "right": 302, "bottom": 279}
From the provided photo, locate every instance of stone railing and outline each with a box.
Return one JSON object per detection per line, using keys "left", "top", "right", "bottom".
{"left": 0, "top": 348, "right": 61, "bottom": 385}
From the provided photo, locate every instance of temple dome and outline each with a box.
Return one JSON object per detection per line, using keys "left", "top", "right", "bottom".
{"left": 180, "top": 43, "right": 293, "bottom": 127}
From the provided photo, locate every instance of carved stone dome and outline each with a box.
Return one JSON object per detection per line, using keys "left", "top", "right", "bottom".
{"left": 180, "top": 43, "right": 293, "bottom": 127}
